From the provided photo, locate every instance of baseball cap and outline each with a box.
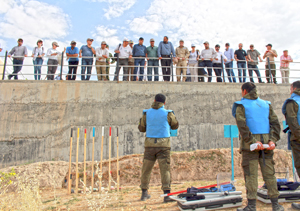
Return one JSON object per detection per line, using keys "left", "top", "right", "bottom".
{"left": 52, "top": 42, "right": 59, "bottom": 47}
{"left": 191, "top": 44, "right": 196, "bottom": 47}
{"left": 283, "top": 50, "right": 288, "bottom": 52}
{"left": 250, "top": 44, "right": 254, "bottom": 47}
{"left": 266, "top": 43, "right": 272, "bottom": 47}
{"left": 139, "top": 37, "right": 144, "bottom": 40}
{"left": 225, "top": 43, "right": 230, "bottom": 46}
{"left": 70, "top": 40, "right": 76, "bottom": 45}
{"left": 215, "top": 44, "right": 220, "bottom": 48}
{"left": 87, "top": 38, "right": 94, "bottom": 42}
{"left": 150, "top": 38, "right": 155, "bottom": 42}
{"left": 18, "top": 38, "right": 23, "bottom": 42}
{"left": 203, "top": 41, "right": 209, "bottom": 44}
{"left": 129, "top": 40, "right": 133, "bottom": 44}
{"left": 179, "top": 39, "right": 184, "bottom": 42}
{"left": 123, "top": 38, "right": 129, "bottom": 42}
{"left": 106, "top": 44, "right": 109, "bottom": 48}
{"left": 101, "top": 41, "right": 106, "bottom": 45}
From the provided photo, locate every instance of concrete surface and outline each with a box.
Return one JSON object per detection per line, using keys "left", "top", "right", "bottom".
{"left": 0, "top": 81, "right": 290, "bottom": 168}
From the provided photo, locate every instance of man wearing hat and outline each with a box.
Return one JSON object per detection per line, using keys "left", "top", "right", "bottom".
{"left": 79, "top": 38, "right": 96, "bottom": 80}
{"left": 175, "top": 39, "right": 189, "bottom": 82}
{"left": 212, "top": 44, "right": 227, "bottom": 82}
{"left": 114, "top": 38, "right": 132, "bottom": 81}
{"left": 138, "top": 93, "right": 179, "bottom": 203}
{"left": 263, "top": 44, "right": 278, "bottom": 84}
{"left": 95, "top": 41, "right": 109, "bottom": 81}
{"left": 199, "top": 41, "right": 215, "bottom": 82}
{"left": 128, "top": 40, "right": 135, "bottom": 81}
{"left": 132, "top": 37, "right": 147, "bottom": 81}
{"left": 247, "top": 44, "right": 263, "bottom": 83}
{"left": 66, "top": 41, "right": 79, "bottom": 80}
{"left": 280, "top": 50, "right": 293, "bottom": 84}
{"left": 105, "top": 44, "right": 115, "bottom": 81}
{"left": 146, "top": 38, "right": 159, "bottom": 81}
{"left": 46, "top": 42, "right": 62, "bottom": 80}
{"left": 7, "top": 38, "right": 28, "bottom": 80}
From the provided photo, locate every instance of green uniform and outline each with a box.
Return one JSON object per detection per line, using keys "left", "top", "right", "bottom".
{"left": 106, "top": 52, "right": 116, "bottom": 80}
{"left": 138, "top": 102, "right": 179, "bottom": 191}
{"left": 284, "top": 89, "right": 300, "bottom": 176}
{"left": 234, "top": 89, "right": 280, "bottom": 200}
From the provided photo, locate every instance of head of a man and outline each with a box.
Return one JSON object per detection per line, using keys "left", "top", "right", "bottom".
{"left": 215, "top": 44, "right": 220, "bottom": 52}
{"left": 150, "top": 39, "right": 155, "bottom": 47}
{"left": 154, "top": 93, "right": 166, "bottom": 104}
{"left": 87, "top": 38, "right": 93, "bottom": 46}
{"left": 37, "top": 39, "right": 43, "bottom": 47}
{"left": 106, "top": 44, "right": 109, "bottom": 50}
{"left": 18, "top": 38, "right": 23, "bottom": 46}
{"left": 266, "top": 44, "right": 272, "bottom": 51}
{"left": 291, "top": 81, "right": 300, "bottom": 94}
{"left": 70, "top": 41, "right": 76, "bottom": 48}
{"left": 238, "top": 43, "right": 243, "bottom": 50}
{"left": 101, "top": 41, "right": 106, "bottom": 49}
{"left": 241, "top": 82, "right": 256, "bottom": 97}
{"left": 203, "top": 41, "right": 209, "bottom": 49}
{"left": 163, "top": 36, "right": 168, "bottom": 43}
{"left": 179, "top": 40, "right": 184, "bottom": 47}
{"left": 250, "top": 44, "right": 254, "bottom": 51}
{"left": 139, "top": 37, "right": 144, "bottom": 45}
{"left": 52, "top": 42, "right": 59, "bottom": 49}
{"left": 225, "top": 43, "right": 230, "bottom": 50}
{"left": 123, "top": 39, "right": 129, "bottom": 47}
{"left": 283, "top": 50, "right": 288, "bottom": 57}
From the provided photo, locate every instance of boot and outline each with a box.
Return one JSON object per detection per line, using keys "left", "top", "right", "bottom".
{"left": 292, "top": 202, "right": 300, "bottom": 210}
{"left": 163, "top": 190, "right": 175, "bottom": 203}
{"left": 140, "top": 189, "right": 150, "bottom": 201}
{"left": 237, "top": 199, "right": 256, "bottom": 211}
{"left": 270, "top": 198, "right": 284, "bottom": 211}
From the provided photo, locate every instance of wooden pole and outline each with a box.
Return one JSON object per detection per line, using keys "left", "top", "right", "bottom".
{"left": 117, "top": 127, "right": 119, "bottom": 193}
{"left": 68, "top": 128, "right": 73, "bottom": 194}
{"left": 84, "top": 128, "right": 87, "bottom": 194}
{"left": 99, "top": 126, "right": 104, "bottom": 192}
{"left": 75, "top": 128, "right": 79, "bottom": 194}
{"left": 91, "top": 127, "right": 95, "bottom": 192}
{"left": 108, "top": 127, "right": 112, "bottom": 190}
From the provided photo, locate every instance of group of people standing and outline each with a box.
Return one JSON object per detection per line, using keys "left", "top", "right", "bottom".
{"left": 3, "top": 37, "right": 293, "bottom": 83}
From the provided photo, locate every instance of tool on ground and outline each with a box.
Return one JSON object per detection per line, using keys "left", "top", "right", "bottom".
{"left": 177, "top": 191, "right": 243, "bottom": 199}
{"left": 84, "top": 128, "right": 87, "bottom": 194}
{"left": 99, "top": 126, "right": 104, "bottom": 191}
{"left": 75, "top": 128, "right": 79, "bottom": 194}
{"left": 117, "top": 127, "right": 120, "bottom": 193}
{"left": 91, "top": 127, "right": 95, "bottom": 193}
{"left": 68, "top": 128, "right": 73, "bottom": 194}
{"left": 108, "top": 127, "right": 112, "bottom": 190}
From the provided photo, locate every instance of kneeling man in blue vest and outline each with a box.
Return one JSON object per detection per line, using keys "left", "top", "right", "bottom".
{"left": 138, "top": 93, "right": 179, "bottom": 203}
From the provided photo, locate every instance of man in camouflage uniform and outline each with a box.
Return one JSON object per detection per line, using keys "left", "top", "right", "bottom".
{"left": 175, "top": 39, "right": 189, "bottom": 82}
{"left": 128, "top": 40, "right": 135, "bottom": 81}
{"left": 138, "top": 94, "right": 179, "bottom": 203}
{"left": 105, "top": 45, "right": 116, "bottom": 81}
{"left": 282, "top": 80, "right": 300, "bottom": 210}
{"left": 232, "top": 82, "right": 283, "bottom": 211}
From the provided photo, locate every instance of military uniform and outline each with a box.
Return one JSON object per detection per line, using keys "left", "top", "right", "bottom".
{"left": 232, "top": 88, "right": 280, "bottom": 201}
{"left": 138, "top": 101, "right": 179, "bottom": 192}
{"left": 105, "top": 52, "right": 115, "bottom": 80}
{"left": 175, "top": 46, "right": 189, "bottom": 82}
{"left": 128, "top": 54, "right": 135, "bottom": 81}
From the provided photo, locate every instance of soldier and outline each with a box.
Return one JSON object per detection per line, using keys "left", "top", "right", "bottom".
{"left": 175, "top": 39, "right": 189, "bottom": 82}
{"left": 105, "top": 45, "right": 116, "bottom": 81}
{"left": 128, "top": 40, "right": 135, "bottom": 81}
{"left": 232, "top": 82, "right": 283, "bottom": 211}
{"left": 138, "top": 94, "right": 179, "bottom": 203}
{"left": 282, "top": 81, "right": 300, "bottom": 210}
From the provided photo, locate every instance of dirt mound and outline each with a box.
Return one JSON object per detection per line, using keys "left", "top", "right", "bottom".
{"left": 0, "top": 149, "right": 293, "bottom": 190}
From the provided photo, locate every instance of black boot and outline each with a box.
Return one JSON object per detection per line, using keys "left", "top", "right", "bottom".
{"left": 163, "top": 190, "right": 175, "bottom": 203}
{"left": 292, "top": 202, "right": 300, "bottom": 210}
{"left": 140, "top": 189, "right": 150, "bottom": 201}
{"left": 270, "top": 198, "right": 284, "bottom": 211}
{"left": 237, "top": 199, "right": 256, "bottom": 211}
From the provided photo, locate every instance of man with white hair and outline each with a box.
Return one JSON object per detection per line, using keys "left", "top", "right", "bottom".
{"left": 114, "top": 38, "right": 133, "bottom": 81}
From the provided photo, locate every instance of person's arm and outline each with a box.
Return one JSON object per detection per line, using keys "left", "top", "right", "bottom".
{"left": 79, "top": 47, "right": 82, "bottom": 58}
{"left": 138, "top": 113, "right": 147, "bottom": 132}
{"left": 185, "top": 48, "right": 190, "bottom": 60}
{"left": 168, "top": 112, "right": 179, "bottom": 129}
{"left": 235, "top": 105, "right": 257, "bottom": 144}
{"left": 103, "top": 49, "right": 109, "bottom": 58}
{"left": 258, "top": 55, "right": 263, "bottom": 62}
{"left": 268, "top": 104, "right": 281, "bottom": 143}
{"left": 171, "top": 43, "right": 176, "bottom": 57}
{"left": 270, "top": 50, "right": 277, "bottom": 58}
{"left": 223, "top": 52, "right": 228, "bottom": 62}
{"left": 234, "top": 52, "right": 238, "bottom": 61}
{"left": 23, "top": 47, "right": 28, "bottom": 57}
{"left": 247, "top": 51, "right": 252, "bottom": 61}
{"left": 244, "top": 51, "right": 247, "bottom": 62}
{"left": 286, "top": 101, "right": 300, "bottom": 139}
{"left": 8, "top": 47, "right": 15, "bottom": 57}
{"left": 144, "top": 46, "right": 147, "bottom": 58}
{"left": 289, "top": 56, "right": 293, "bottom": 63}
{"left": 132, "top": 45, "right": 136, "bottom": 57}
{"left": 158, "top": 43, "right": 162, "bottom": 59}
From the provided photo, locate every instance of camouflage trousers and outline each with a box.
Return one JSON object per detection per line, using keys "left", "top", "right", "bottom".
{"left": 291, "top": 140, "right": 300, "bottom": 177}
{"left": 106, "top": 65, "right": 110, "bottom": 80}
{"left": 140, "top": 147, "right": 171, "bottom": 191}
{"left": 242, "top": 150, "right": 279, "bottom": 199}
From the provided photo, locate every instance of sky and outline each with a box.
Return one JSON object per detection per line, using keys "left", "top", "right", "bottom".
{"left": 0, "top": 0, "right": 299, "bottom": 82}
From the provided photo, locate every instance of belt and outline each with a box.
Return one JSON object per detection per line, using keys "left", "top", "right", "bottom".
{"left": 135, "top": 56, "right": 145, "bottom": 58}
{"left": 119, "top": 58, "right": 128, "bottom": 60}
{"left": 13, "top": 58, "right": 24, "bottom": 61}
{"left": 161, "top": 55, "right": 170, "bottom": 57}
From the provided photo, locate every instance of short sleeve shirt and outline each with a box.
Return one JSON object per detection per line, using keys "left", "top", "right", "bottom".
{"left": 80, "top": 45, "right": 95, "bottom": 60}
{"left": 66, "top": 46, "right": 79, "bottom": 62}
{"left": 265, "top": 49, "right": 277, "bottom": 65}
{"left": 234, "top": 49, "right": 247, "bottom": 63}
{"left": 247, "top": 50, "right": 260, "bottom": 65}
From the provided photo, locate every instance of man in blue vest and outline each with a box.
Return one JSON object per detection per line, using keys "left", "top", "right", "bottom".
{"left": 138, "top": 93, "right": 179, "bottom": 202}
{"left": 282, "top": 80, "right": 300, "bottom": 210}
{"left": 232, "top": 82, "right": 283, "bottom": 211}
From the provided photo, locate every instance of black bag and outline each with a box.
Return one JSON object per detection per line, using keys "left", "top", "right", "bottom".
{"left": 114, "top": 44, "right": 121, "bottom": 58}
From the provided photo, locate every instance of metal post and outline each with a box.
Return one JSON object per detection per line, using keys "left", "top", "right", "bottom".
{"left": 221, "top": 55, "right": 225, "bottom": 82}
{"left": 231, "top": 134, "right": 234, "bottom": 181}
{"left": 267, "top": 57, "right": 272, "bottom": 83}
{"left": 60, "top": 51, "right": 64, "bottom": 80}
{"left": 116, "top": 53, "right": 120, "bottom": 82}
{"left": 170, "top": 53, "right": 173, "bottom": 82}
{"left": 2, "top": 51, "right": 8, "bottom": 80}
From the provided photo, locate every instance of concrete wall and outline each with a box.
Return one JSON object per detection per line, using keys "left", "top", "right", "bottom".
{"left": 0, "top": 81, "right": 290, "bottom": 168}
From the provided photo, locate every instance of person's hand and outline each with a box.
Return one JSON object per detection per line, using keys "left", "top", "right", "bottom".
{"left": 159, "top": 57, "right": 162, "bottom": 60}
{"left": 201, "top": 58, "right": 204, "bottom": 61}
{"left": 260, "top": 59, "right": 263, "bottom": 62}
{"left": 267, "top": 141, "right": 276, "bottom": 150}
{"left": 215, "top": 58, "right": 218, "bottom": 60}
{"left": 79, "top": 55, "right": 82, "bottom": 58}
{"left": 231, "top": 59, "right": 234, "bottom": 61}
{"left": 235, "top": 58, "right": 239, "bottom": 61}
{"left": 177, "top": 57, "right": 180, "bottom": 60}
{"left": 250, "top": 59, "right": 254, "bottom": 62}
{"left": 108, "top": 61, "right": 111, "bottom": 64}
{"left": 129, "top": 55, "right": 132, "bottom": 59}
{"left": 224, "top": 59, "right": 227, "bottom": 62}
{"left": 196, "top": 58, "right": 199, "bottom": 61}
{"left": 24, "top": 55, "right": 27, "bottom": 57}
{"left": 146, "top": 57, "right": 149, "bottom": 60}
{"left": 256, "top": 142, "right": 264, "bottom": 151}
{"left": 31, "top": 55, "right": 34, "bottom": 57}
{"left": 182, "top": 57, "right": 185, "bottom": 60}
{"left": 210, "top": 58, "right": 213, "bottom": 61}
{"left": 102, "top": 55, "right": 108, "bottom": 58}
{"left": 115, "top": 50, "right": 120, "bottom": 54}
{"left": 8, "top": 55, "right": 11, "bottom": 58}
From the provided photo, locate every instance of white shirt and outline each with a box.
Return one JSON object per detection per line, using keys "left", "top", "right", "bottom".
{"left": 46, "top": 48, "right": 61, "bottom": 60}
{"left": 213, "top": 51, "right": 227, "bottom": 64}
{"left": 95, "top": 47, "right": 109, "bottom": 62}
{"left": 115, "top": 44, "right": 132, "bottom": 58}
{"left": 32, "top": 46, "right": 45, "bottom": 60}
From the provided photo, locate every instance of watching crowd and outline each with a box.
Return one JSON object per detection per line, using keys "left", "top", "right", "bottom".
{"left": 0, "top": 37, "right": 293, "bottom": 84}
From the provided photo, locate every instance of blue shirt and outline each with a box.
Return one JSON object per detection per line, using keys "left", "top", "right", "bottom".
{"left": 224, "top": 48, "right": 234, "bottom": 64}
{"left": 66, "top": 46, "right": 79, "bottom": 62}
{"left": 80, "top": 45, "right": 95, "bottom": 60}
{"left": 132, "top": 44, "right": 147, "bottom": 57}
{"left": 157, "top": 41, "right": 176, "bottom": 57}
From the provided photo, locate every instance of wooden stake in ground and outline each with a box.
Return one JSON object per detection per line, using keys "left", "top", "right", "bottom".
{"left": 68, "top": 128, "right": 73, "bottom": 194}
{"left": 99, "top": 126, "right": 104, "bottom": 192}
{"left": 84, "top": 128, "right": 87, "bottom": 194}
{"left": 108, "top": 127, "right": 112, "bottom": 190}
{"left": 117, "top": 127, "right": 120, "bottom": 193}
{"left": 91, "top": 127, "right": 95, "bottom": 192}
{"left": 75, "top": 128, "right": 80, "bottom": 194}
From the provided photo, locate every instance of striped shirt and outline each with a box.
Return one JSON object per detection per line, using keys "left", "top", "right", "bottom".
{"left": 280, "top": 55, "right": 292, "bottom": 67}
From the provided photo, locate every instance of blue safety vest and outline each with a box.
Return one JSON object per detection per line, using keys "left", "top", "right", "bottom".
{"left": 143, "top": 106, "right": 173, "bottom": 138}
{"left": 282, "top": 93, "right": 300, "bottom": 125}
{"left": 232, "top": 97, "right": 270, "bottom": 134}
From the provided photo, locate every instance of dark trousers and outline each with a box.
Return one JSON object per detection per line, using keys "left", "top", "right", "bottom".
{"left": 81, "top": 59, "right": 93, "bottom": 80}
{"left": 47, "top": 59, "right": 58, "bottom": 80}
{"left": 68, "top": 61, "right": 78, "bottom": 80}
{"left": 147, "top": 60, "right": 159, "bottom": 81}
{"left": 265, "top": 64, "right": 277, "bottom": 83}
{"left": 199, "top": 60, "right": 212, "bottom": 82}
{"left": 248, "top": 64, "right": 262, "bottom": 83}
{"left": 133, "top": 58, "right": 146, "bottom": 81}
{"left": 237, "top": 62, "right": 247, "bottom": 83}
{"left": 9, "top": 59, "right": 23, "bottom": 80}
{"left": 114, "top": 58, "right": 129, "bottom": 81}
{"left": 225, "top": 62, "right": 236, "bottom": 83}
{"left": 212, "top": 63, "right": 223, "bottom": 82}
{"left": 161, "top": 56, "right": 171, "bottom": 81}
